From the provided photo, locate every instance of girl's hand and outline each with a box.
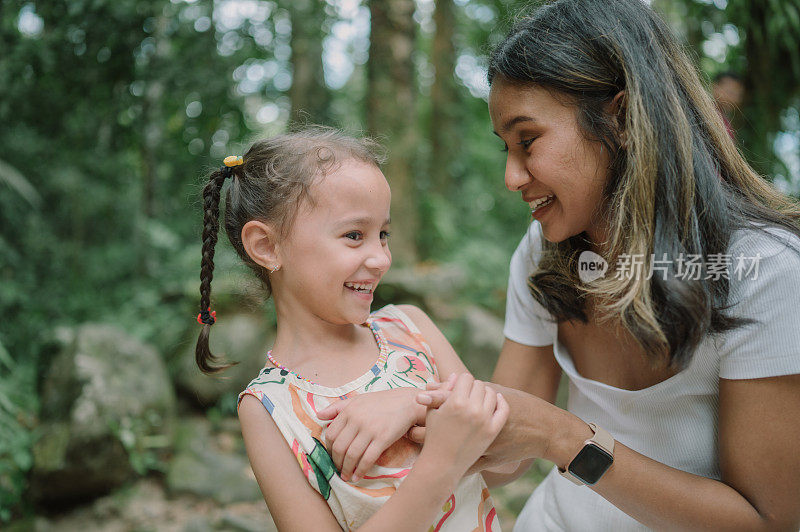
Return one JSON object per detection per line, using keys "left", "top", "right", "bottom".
{"left": 418, "top": 374, "right": 457, "bottom": 403}
{"left": 418, "top": 382, "right": 557, "bottom": 474}
{"left": 407, "top": 375, "right": 457, "bottom": 443}
{"left": 419, "top": 373, "right": 509, "bottom": 477}
{"left": 317, "top": 387, "right": 425, "bottom": 482}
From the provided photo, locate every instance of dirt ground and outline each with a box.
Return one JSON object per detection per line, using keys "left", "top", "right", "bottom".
{"left": 12, "top": 473, "right": 543, "bottom": 531}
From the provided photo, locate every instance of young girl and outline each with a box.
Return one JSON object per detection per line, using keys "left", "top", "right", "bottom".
{"left": 194, "top": 128, "right": 510, "bottom": 531}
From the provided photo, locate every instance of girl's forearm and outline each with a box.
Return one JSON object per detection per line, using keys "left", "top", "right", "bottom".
{"left": 356, "top": 450, "right": 464, "bottom": 532}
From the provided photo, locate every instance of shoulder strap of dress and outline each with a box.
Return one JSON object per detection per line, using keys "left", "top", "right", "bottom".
{"left": 372, "top": 304, "right": 423, "bottom": 335}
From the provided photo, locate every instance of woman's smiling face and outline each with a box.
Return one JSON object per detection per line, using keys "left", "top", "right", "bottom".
{"left": 489, "top": 79, "right": 613, "bottom": 245}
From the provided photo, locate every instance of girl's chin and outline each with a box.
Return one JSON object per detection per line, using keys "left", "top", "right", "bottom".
{"left": 344, "top": 306, "right": 372, "bottom": 325}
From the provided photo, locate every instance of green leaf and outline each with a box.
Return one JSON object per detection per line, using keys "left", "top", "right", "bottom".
{"left": 785, "top": 4, "right": 800, "bottom": 32}
{"left": 768, "top": 0, "right": 783, "bottom": 17}
{"left": 0, "top": 159, "right": 41, "bottom": 208}
{"left": 0, "top": 339, "right": 13, "bottom": 372}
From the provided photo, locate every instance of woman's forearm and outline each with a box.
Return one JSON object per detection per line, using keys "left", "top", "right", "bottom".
{"left": 483, "top": 383, "right": 575, "bottom": 463}
{"left": 589, "top": 439, "right": 771, "bottom": 531}
{"left": 494, "top": 387, "right": 786, "bottom": 531}
{"left": 481, "top": 458, "right": 534, "bottom": 488}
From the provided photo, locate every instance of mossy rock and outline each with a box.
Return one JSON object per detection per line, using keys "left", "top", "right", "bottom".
{"left": 30, "top": 324, "right": 176, "bottom": 504}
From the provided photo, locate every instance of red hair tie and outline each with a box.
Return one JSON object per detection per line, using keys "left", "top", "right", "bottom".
{"left": 197, "top": 308, "right": 217, "bottom": 325}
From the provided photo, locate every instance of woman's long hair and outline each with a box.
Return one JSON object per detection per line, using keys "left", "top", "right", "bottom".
{"left": 488, "top": 0, "right": 800, "bottom": 368}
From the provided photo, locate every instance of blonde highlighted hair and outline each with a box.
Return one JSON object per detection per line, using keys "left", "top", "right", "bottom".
{"left": 489, "top": 0, "right": 800, "bottom": 367}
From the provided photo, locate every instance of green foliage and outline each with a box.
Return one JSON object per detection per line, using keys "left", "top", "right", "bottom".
{"left": 107, "top": 412, "right": 171, "bottom": 476}
{"left": 205, "top": 391, "right": 241, "bottom": 432}
{"left": 0, "top": 339, "right": 37, "bottom": 522}
{"left": 0, "top": 0, "right": 263, "bottom": 519}
{"left": 656, "top": 0, "right": 800, "bottom": 183}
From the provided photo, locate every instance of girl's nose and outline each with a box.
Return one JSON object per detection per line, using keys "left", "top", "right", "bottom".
{"left": 504, "top": 155, "right": 532, "bottom": 192}
{"left": 365, "top": 244, "right": 391, "bottom": 272}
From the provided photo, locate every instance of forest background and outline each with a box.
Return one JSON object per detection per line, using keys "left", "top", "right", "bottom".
{"left": 1, "top": 0, "right": 799, "bottom": 527}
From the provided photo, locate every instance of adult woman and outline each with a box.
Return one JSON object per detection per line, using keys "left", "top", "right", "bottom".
{"left": 320, "top": 0, "right": 800, "bottom": 529}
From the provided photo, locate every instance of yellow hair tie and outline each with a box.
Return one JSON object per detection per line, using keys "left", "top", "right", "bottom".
{"left": 223, "top": 155, "right": 243, "bottom": 167}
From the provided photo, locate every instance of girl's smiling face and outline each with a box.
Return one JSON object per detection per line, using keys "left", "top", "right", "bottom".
{"left": 489, "top": 79, "right": 613, "bottom": 246}
{"left": 273, "top": 160, "right": 392, "bottom": 326}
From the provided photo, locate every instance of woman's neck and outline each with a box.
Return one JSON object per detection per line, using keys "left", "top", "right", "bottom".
{"left": 585, "top": 220, "right": 612, "bottom": 256}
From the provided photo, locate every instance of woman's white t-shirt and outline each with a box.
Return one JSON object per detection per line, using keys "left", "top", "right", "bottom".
{"left": 505, "top": 221, "right": 800, "bottom": 531}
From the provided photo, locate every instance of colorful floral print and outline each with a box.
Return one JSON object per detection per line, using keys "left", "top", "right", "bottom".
{"left": 238, "top": 305, "right": 500, "bottom": 531}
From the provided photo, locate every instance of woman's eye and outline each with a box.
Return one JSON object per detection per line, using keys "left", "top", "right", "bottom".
{"left": 518, "top": 137, "right": 537, "bottom": 149}
{"left": 344, "top": 231, "right": 362, "bottom": 241}
{"left": 380, "top": 230, "right": 391, "bottom": 240}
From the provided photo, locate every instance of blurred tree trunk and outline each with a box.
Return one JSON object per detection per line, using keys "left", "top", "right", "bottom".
{"left": 654, "top": 0, "right": 800, "bottom": 180}
{"left": 652, "top": 0, "right": 705, "bottom": 59}
{"left": 739, "top": 2, "right": 778, "bottom": 176}
{"left": 430, "top": 0, "right": 458, "bottom": 195}
{"left": 367, "top": 0, "right": 418, "bottom": 263}
{"left": 138, "top": 13, "right": 169, "bottom": 276}
{"left": 288, "top": 0, "right": 330, "bottom": 125}
{"left": 730, "top": 0, "right": 800, "bottom": 178}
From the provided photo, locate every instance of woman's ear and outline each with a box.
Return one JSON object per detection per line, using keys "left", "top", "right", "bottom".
{"left": 606, "top": 90, "right": 627, "bottom": 148}
{"left": 241, "top": 220, "right": 281, "bottom": 271}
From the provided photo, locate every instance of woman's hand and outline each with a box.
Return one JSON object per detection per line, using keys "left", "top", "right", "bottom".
{"left": 317, "top": 387, "right": 426, "bottom": 482}
{"left": 419, "top": 373, "right": 509, "bottom": 476}
{"left": 413, "top": 379, "right": 564, "bottom": 475}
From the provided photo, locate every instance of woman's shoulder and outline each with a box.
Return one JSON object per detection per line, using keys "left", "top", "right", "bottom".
{"left": 511, "top": 221, "right": 546, "bottom": 273}
{"left": 726, "top": 223, "right": 800, "bottom": 290}
{"left": 718, "top": 223, "right": 800, "bottom": 379}
{"left": 721, "top": 223, "right": 800, "bottom": 303}
{"left": 521, "top": 220, "right": 545, "bottom": 253}
{"left": 728, "top": 223, "right": 800, "bottom": 260}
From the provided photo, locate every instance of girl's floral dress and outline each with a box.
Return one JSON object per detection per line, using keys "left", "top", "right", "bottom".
{"left": 238, "top": 304, "right": 500, "bottom": 531}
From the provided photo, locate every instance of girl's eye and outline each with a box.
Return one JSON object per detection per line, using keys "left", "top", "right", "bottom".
{"left": 518, "top": 137, "right": 537, "bottom": 149}
{"left": 344, "top": 231, "right": 362, "bottom": 241}
{"left": 380, "top": 230, "right": 391, "bottom": 240}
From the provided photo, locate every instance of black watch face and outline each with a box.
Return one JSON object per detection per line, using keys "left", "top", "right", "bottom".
{"left": 568, "top": 443, "right": 614, "bottom": 485}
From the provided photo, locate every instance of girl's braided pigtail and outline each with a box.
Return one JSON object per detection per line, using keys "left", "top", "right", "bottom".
{"left": 196, "top": 158, "right": 242, "bottom": 374}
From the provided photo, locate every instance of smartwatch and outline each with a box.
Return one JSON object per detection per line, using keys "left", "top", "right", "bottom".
{"left": 558, "top": 422, "right": 614, "bottom": 486}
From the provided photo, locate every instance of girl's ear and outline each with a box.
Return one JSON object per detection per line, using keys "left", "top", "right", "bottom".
{"left": 241, "top": 221, "right": 281, "bottom": 271}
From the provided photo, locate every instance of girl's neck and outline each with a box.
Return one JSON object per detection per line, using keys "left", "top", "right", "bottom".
{"left": 270, "top": 300, "right": 373, "bottom": 369}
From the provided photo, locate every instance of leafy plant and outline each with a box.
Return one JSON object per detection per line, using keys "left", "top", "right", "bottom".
{"left": 0, "top": 339, "right": 37, "bottom": 523}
